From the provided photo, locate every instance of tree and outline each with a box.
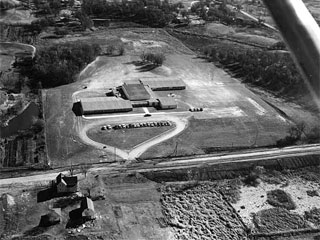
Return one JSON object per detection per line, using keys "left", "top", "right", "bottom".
{"left": 80, "top": 164, "right": 90, "bottom": 178}
{"left": 140, "top": 52, "right": 165, "bottom": 66}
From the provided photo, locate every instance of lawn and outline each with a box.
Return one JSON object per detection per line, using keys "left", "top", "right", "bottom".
{"left": 141, "top": 115, "right": 289, "bottom": 159}
{"left": 43, "top": 86, "right": 114, "bottom": 168}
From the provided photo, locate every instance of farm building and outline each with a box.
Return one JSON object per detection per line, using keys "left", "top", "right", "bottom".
{"left": 141, "top": 79, "right": 186, "bottom": 91}
{"left": 80, "top": 97, "right": 133, "bottom": 115}
{"left": 157, "top": 97, "right": 177, "bottom": 109}
{"left": 56, "top": 173, "right": 78, "bottom": 194}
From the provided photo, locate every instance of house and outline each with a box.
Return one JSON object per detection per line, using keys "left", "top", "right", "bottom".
{"left": 56, "top": 173, "right": 78, "bottom": 194}
{"left": 80, "top": 197, "right": 95, "bottom": 220}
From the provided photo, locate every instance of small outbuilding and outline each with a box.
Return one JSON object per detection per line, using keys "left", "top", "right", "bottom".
{"left": 39, "top": 209, "right": 61, "bottom": 227}
{"left": 56, "top": 173, "right": 78, "bottom": 194}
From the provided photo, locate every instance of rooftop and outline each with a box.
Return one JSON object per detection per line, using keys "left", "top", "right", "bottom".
{"left": 140, "top": 79, "right": 186, "bottom": 90}
{"left": 80, "top": 97, "right": 132, "bottom": 112}
{"left": 121, "top": 82, "right": 151, "bottom": 101}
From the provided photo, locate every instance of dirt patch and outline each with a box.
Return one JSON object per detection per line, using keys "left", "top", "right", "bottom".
{"left": 161, "top": 182, "right": 248, "bottom": 239}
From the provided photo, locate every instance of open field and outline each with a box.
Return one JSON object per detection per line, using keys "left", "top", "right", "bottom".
{"left": 43, "top": 28, "right": 294, "bottom": 166}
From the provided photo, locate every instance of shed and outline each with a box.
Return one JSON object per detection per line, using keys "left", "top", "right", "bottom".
{"left": 157, "top": 97, "right": 177, "bottom": 109}
{"left": 80, "top": 97, "right": 133, "bottom": 115}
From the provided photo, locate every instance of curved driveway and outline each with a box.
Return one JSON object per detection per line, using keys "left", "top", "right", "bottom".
{"left": 78, "top": 114, "right": 189, "bottom": 160}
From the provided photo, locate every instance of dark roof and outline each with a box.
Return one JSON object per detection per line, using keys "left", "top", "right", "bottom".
{"left": 80, "top": 97, "right": 132, "bottom": 112}
{"left": 121, "top": 83, "right": 150, "bottom": 101}
{"left": 63, "top": 176, "right": 77, "bottom": 187}
{"left": 140, "top": 79, "right": 186, "bottom": 90}
{"left": 39, "top": 210, "right": 60, "bottom": 227}
{"left": 81, "top": 197, "right": 94, "bottom": 211}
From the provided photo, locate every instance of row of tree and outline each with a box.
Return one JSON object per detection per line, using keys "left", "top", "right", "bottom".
{"left": 81, "top": 0, "right": 182, "bottom": 27}
{"left": 19, "top": 42, "right": 101, "bottom": 89}
{"left": 202, "top": 44, "right": 305, "bottom": 95}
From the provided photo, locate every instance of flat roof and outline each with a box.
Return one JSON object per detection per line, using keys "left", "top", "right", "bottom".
{"left": 140, "top": 79, "right": 186, "bottom": 90}
{"left": 122, "top": 83, "right": 150, "bottom": 101}
{"left": 80, "top": 97, "right": 132, "bottom": 112}
{"left": 158, "top": 97, "right": 177, "bottom": 106}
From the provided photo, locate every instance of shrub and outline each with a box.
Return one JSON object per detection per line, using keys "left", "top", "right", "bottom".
{"left": 31, "top": 118, "right": 45, "bottom": 134}
{"left": 304, "top": 207, "right": 320, "bottom": 226}
{"left": 306, "top": 127, "right": 320, "bottom": 143}
{"left": 266, "top": 189, "right": 296, "bottom": 210}
{"left": 140, "top": 52, "right": 165, "bottom": 66}
{"left": 104, "top": 43, "right": 124, "bottom": 56}
{"left": 243, "top": 166, "right": 264, "bottom": 187}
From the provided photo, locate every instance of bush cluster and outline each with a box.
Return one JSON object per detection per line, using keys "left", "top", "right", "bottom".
{"left": 266, "top": 189, "right": 296, "bottom": 210}
{"left": 140, "top": 52, "right": 165, "bottom": 66}
{"left": 19, "top": 42, "right": 101, "bottom": 88}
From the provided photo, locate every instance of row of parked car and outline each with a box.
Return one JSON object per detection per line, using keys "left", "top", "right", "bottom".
{"left": 189, "top": 107, "right": 204, "bottom": 112}
{"left": 101, "top": 121, "right": 172, "bottom": 131}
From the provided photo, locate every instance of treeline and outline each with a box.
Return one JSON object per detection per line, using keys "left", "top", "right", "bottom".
{"left": 202, "top": 44, "right": 305, "bottom": 95}
{"left": 19, "top": 42, "right": 101, "bottom": 88}
{"left": 81, "top": 0, "right": 183, "bottom": 27}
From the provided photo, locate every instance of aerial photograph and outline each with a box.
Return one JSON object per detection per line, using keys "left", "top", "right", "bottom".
{"left": 0, "top": 0, "right": 319, "bottom": 239}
